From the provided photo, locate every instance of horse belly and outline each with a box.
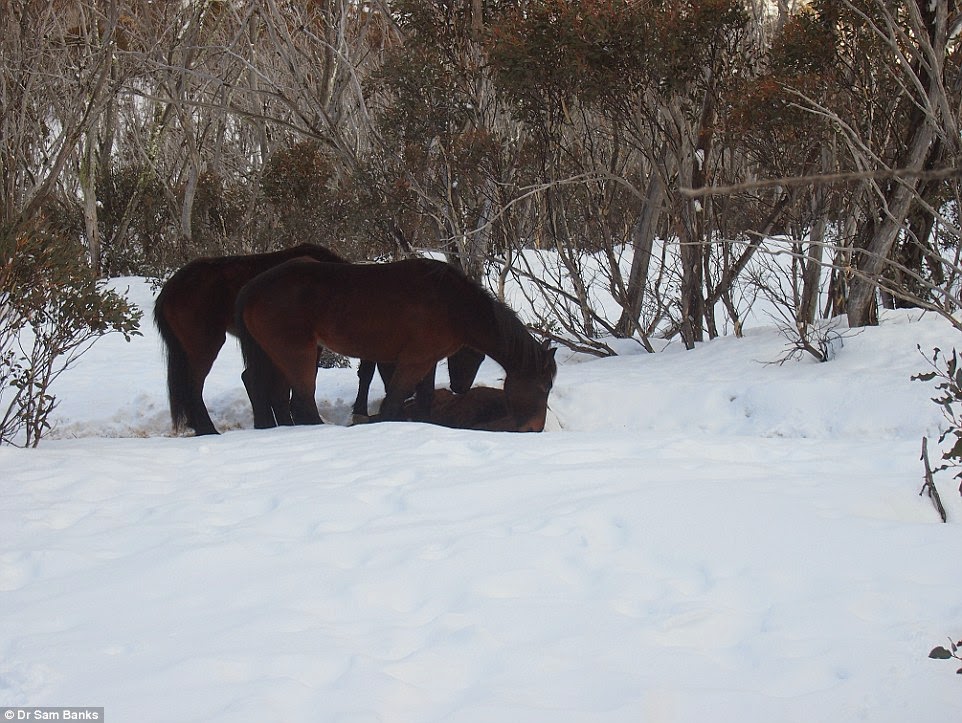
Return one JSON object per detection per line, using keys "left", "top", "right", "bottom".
{"left": 316, "top": 329, "right": 402, "bottom": 361}
{"left": 312, "top": 305, "right": 459, "bottom": 364}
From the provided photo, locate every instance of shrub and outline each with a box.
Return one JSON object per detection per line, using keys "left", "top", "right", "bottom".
{"left": 0, "top": 231, "right": 142, "bottom": 447}
{"left": 914, "top": 347, "right": 962, "bottom": 492}
{"left": 928, "top": 638, "right": 962, "bottom": 675}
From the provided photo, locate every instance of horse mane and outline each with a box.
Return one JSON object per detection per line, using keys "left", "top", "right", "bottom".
{"left": 431, "top": 260, "right": 545, "bottom": 375}
{"left": 488, "top": 293, "right": 547, "bottom": 375}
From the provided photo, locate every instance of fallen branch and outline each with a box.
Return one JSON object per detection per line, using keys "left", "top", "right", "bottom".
{"left": 920, "top": 436, "right": 948, "bottom": 523}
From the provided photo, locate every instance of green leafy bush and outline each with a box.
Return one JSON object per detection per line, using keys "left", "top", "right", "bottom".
{"left": 0, "top": 231, "right": 141, "bottom": 447}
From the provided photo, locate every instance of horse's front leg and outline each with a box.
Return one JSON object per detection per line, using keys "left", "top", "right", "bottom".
{"left": 350, "top": 359, "right": 378, "bottom": 423}
{"left": 447, "top": 346, "right": 484, "bottom": 395}
{"left": 290, "top": 390, "right": 323, "bottom": 425}
{"left": 378, "top": 362, "right": 437, "bottom": 421}
{"left": 409, "top": 364, "right": 437, "bottom": 421}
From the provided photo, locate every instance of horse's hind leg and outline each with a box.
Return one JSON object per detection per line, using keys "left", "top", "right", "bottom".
{"left": 297, "top": 349, "right": 326, "bottom": 423}
{"left": 276, "top": 345, "right": 323, "bottom": 426}
{"left": 188, "top": 394, "right": 218, "bottom": 436}
{"left": 268, "top": 376, "right": 296, "bottom": 427}
{"left": 242, "top": 366, "right": 278, "bottom": 429}
{"left": 175, "top": 327, "right": 224, "bottom": 435}
{"left": 187, "top": 347, "right": 221, "bottom": 435}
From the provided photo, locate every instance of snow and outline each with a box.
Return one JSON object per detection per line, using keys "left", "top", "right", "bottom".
{"left": 2, "top": 277, "right": 962, "bottom": 722}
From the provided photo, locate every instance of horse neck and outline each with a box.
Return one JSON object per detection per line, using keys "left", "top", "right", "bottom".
{"left": 439, "top": 267, "right": 541, "bottom": 377}
{"left": 472, "top": 302, "right": 541, "bottom": 378}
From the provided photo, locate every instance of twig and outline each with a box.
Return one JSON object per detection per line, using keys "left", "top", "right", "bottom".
{"left": 920, "top": 436, "right": 948, "bottom": 523}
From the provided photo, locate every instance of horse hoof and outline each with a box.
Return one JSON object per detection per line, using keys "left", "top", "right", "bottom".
{"left": 350, "top": 414, "right": 371, "bottom": 425}
{"left": 294, "top": 417, "right": 325, "bottom": 426}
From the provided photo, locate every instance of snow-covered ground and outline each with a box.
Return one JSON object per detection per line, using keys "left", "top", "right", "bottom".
{"left": 2, "top": 277, "right": 961, "bottom": 722}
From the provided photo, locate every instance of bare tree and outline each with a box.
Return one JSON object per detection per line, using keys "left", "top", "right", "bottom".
{"left": 783, "top": 1, "right": 962, "bottom": 327}
{"left": 1, "top": 0, "right": 121, "bottom": 253}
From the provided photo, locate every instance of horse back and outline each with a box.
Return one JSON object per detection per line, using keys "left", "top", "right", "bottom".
{"left": 239, "top": 257, "right": 482, "bottom": 363}
{"left": 156, "top": 243, "right": 346, "bottom": 336}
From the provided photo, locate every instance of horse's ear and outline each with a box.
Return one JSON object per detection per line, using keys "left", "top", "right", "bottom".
{"left": 543, "top": 345, "right": 556, "bottom": 371}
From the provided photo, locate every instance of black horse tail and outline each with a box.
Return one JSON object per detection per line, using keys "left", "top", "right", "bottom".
{"left": 153, "top": 291, "right": 192, "bottom": 432}
{"left": 234, "top": 291, "right": 263, "bottom": 378}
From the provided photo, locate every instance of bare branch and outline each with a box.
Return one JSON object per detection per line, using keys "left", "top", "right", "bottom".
{"left": 682, "top": 165, "right": 962, "bottom": 198}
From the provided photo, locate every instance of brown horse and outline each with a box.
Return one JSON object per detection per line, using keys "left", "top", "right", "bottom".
{"left": 401, "top": 387, "right": 520, "bottom": 430}
{"left": 154, "top": 244, "right": 483, "bottom": 435}
{"left": 236, "top": 257, "right": 556, "bottom": 432}
{"left": 351, "top": 346, "right": 484, "bottom": 424}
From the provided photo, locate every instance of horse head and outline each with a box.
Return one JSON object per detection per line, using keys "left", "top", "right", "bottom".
{"left": 503, "top": 341, "right": 557, "bottom": 432}
{"left": 447, "top": 346, "right": 486, "bottom": 395}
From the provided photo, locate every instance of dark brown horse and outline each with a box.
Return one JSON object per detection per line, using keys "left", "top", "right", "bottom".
{"left": 236, "top": 257, "right": 556, "bottom": 432}
{"left": 401, "top": 387, "right": 521, "bottom": 431}
{"left": 154, "top": 244, "right": 483, "bottom": 435}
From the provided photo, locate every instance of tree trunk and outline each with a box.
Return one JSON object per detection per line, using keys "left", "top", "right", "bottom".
{"left": 80, "top": 132, "right": 101, "bottom": 275}
{"left": 179, "top": 162, "right": 199, "bottom": 257}
{"left": 615, "top": 168, "right": 664, "bottom": 337}
{"left": 676, "top": 210, "right": 705, "bottom": 349}
{"left": 846, "top": 0, "right": 947, "bottom": 327}
{"left": 799, "top": 216, "right": 825, "bottom": 327}
{"left": 675, "top": 86, "right": 715, "bottom": 349}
